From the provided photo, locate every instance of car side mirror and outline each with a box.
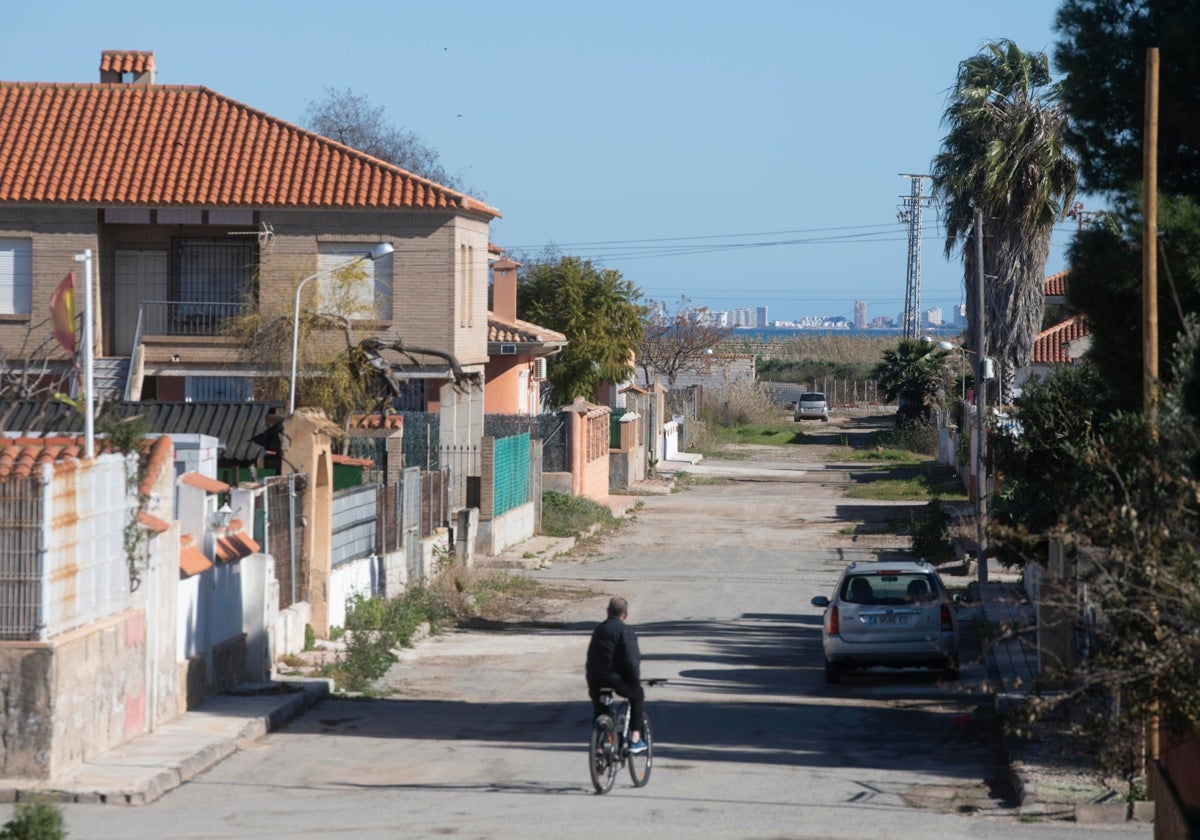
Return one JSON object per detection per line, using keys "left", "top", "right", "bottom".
{"left": 811, "top": 596, "right": 830, "bottom": 608}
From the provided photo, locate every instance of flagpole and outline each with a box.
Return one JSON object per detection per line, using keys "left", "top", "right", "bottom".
{"left": 73, "top": 250, "right": 95, "bottom": 458}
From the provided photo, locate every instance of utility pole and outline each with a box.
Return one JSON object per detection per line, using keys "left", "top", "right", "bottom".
{"left": 897, "top": 174, "right": 932, "bottom": 340}
{"left": 1142, "top": 43, "right": 1160, "bottom": 795}
{"left": 972, "top": 209, "right": 989, "bottom": 584}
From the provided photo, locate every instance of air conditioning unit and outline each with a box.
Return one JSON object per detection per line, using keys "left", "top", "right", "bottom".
{"left": 532, "top": 356, "right": 548, "bottom": 380}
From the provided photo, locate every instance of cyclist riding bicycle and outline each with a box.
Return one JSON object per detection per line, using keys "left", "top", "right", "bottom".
{"left": 586, "top": 596, "right": 647, "bottom": 754}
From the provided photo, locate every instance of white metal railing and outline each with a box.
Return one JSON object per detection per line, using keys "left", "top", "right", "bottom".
{"left": 0, "top": 454, "right": 138, "bottom": 641}
{"left": 137, "top": 300, "right": 252, "bottom": 338}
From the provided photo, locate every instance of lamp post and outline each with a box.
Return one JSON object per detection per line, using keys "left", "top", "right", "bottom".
{"left": 288, "top": 242, "right": 394, "bottom": 414}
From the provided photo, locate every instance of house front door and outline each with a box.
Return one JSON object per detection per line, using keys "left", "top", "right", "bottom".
{"left": 113, "top": 250, "right": 168, "bottom": 355}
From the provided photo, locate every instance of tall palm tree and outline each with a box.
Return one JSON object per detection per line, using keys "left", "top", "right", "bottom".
{"left": 932, "top": 40, "right": 1077, "bottom": 398}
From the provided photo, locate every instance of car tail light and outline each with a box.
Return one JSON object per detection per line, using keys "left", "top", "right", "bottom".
{"left": 829, "top": 604, "right": 840, "bottom": 636}
{"left": 941, "top": 603, "right": 952, "bottom": 631}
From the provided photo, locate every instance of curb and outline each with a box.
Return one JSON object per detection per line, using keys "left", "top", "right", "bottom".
{"left": 0, "top": 680, "right": 329, "bottom": 806}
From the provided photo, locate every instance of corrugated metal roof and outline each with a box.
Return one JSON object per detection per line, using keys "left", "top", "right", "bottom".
{"left": 0, "top": 401, "right": 282, "bottom": 462}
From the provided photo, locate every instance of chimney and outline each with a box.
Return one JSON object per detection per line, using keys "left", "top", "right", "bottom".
{"left": 491, "top": 257, "right": 520, "bottom": 324}
{"left": 99, "top": 51, "right": 156, "bottom": 85}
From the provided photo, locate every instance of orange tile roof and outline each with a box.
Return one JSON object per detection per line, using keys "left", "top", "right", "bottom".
{"left": 488, "top": 315, "right": 567, "bottom": 346}
{"left": 139, "top": 435, "right": 173, "bottom": 497}
{"left": 215, "top": 528, "right": 261, "bottom": 563}
{"left": 0, "top": 80, "right": 498, "bottom": 216}
{"left": 1044, "top": 270, "right": 1070, "bottom": 298}
{"left": 137, "top": 511, "right": 170, "bottom": 533}
{"left": 179, "top": 537, "right": 212, "bottom": 577}
{"left": 100, "top": 51, "right": 155, "bottom": 75}
{"left": 1031, "top": 315, "right": 1090, "bottom": 365}
{"left": 0, "top": 438, "right": 82, "bottom": 479}
{"left": 179, "top": 471, "right": 229, "bottom": 493}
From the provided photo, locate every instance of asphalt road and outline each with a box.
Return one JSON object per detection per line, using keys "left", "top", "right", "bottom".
{"left": 39, "top": 414, "right": 1150, "bottom": 839}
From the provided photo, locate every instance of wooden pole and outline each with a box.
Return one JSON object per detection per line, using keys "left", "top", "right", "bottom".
{"left": 1144, "top": 47, "right": 1159, "bottom": 425}
{"left": 974, "top": 207, "right": 988, "bottom": 585}
{"left": 1143, "top": 44, "right": 1160, "bottom": 793}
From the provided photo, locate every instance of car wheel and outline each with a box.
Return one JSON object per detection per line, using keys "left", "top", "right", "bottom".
{"left": 824, "top": 657, "right": 842, "bottom": 684}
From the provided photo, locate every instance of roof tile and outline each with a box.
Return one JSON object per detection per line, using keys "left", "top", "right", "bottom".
{"left": 0, "top": 80, "right": 498, "bottom": 216}
{"left": 1031, "top": 315, "right": 1090, "bottom": 365}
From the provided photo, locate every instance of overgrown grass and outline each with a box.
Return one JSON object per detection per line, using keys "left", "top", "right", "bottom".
{"left": 541, "top": 491, "right": 617, "bottom": 537}
{"left": 709, "top": 422, "right": 807, "bottom": 446}
{"left": 836, "top": 447, "right": 923, "bottom": 464}
{"left": 844, "top": 466, "right": 967, "bottom": 502}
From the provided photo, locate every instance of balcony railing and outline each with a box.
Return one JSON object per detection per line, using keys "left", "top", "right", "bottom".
{"left": 137, "top": 300, "right": 252, "bottom": 338}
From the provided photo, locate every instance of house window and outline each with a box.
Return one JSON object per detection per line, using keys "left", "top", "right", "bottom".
{"left": 174, "top": 239, "right": 254, "bottom": 302}
{"left": 0, "top": 238, "right": 32, "bottom": 315}
{"left": 317, "top": 243, "right": 392, "bottom": 320}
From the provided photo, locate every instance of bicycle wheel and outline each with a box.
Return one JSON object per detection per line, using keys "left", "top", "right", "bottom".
{"left": 589, "top": 716, "right": 618, "bottom": 794}
{"left": 627, "top": 716, "right": 653, "bottom": 787}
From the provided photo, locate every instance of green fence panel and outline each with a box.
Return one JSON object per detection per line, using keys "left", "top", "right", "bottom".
{"left": 492, "top": 432, "right": 531, "bottom": 516}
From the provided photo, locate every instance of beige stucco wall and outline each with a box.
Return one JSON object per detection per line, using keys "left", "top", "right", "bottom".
{"left": 0, "top": 206, "right": 101, "bottom": 366}
{"left": 0, "top": 205, "right": 492, "bottom": 376}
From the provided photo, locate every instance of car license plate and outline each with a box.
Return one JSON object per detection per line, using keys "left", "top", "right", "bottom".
{"left": 872, "top": 614, "right": 910, "bottom": 626}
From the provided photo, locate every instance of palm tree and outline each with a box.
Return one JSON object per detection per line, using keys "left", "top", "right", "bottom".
{"left": 873, "top": 339, "right": 949, "bottom": 426}
{"left": 932, "top": 40, "right": 1077, "bottom": 398}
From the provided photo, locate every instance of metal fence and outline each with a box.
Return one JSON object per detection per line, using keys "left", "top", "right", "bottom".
{"left": 492, "top": 433, "right": 531, "bottom": 517}
{"left": 397, "top": 412, "right": 440, "bottom": 469}
{"left": 0, "top": 456, "right": 136, "bottom": 641}
{"left": 374, "top": 467, "right": 451, "bottom": 552}
{"left": 331, "top": 484, "right": 377, "bottom": 567}
{"left": 260, "top": 474, "right": 308, "bottom": 610}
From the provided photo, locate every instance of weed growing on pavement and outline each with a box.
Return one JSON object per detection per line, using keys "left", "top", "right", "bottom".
{"left": 541, "top": 491, "right": 616, "bottom": 537}
{"left": 0, "top": 797, "right": 65, "bottom": 840}
{"left": 323, "top": 564, "right": 575, "bottom": 692}
{"left": 845, "top": 465, "right": 967, "bottom": 502}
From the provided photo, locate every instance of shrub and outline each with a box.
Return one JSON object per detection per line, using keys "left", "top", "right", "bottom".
{"left": 541, "top": 491, "right": 615, "bottom": 537}
{"left": 0, "top": 798, "right": 66, "bottom": 840}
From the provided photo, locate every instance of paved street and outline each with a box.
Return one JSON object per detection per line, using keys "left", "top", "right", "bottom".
{"left": 9, "top": 415, "right": 1150, "bottom": 839}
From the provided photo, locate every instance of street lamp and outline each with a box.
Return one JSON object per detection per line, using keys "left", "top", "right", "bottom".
{"left": 288, "top": 242, "right": 395, "bottom": 414}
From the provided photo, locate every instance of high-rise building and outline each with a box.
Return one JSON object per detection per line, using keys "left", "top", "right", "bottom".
{"left": 953, "top": 304, "right": 967, "bottom": 327}
{"left": 756, "top": 306, "right": 768, "bottom": 329}
{"left": 923, "top": 307, "right": 943, "bottom": 327}
{"left": 853, "top": 300, "right": 867, "bottom": 329}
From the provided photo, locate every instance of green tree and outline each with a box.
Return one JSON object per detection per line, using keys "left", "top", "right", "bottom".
{"left": 1055, "top": 0, "right": 1200, "bottom": 199}
{"left": 932, "top": 40, "right": 1078, "bottom": 398}
{"left": 638, "top": 297, "right": 735, "bottom": 387}
{"left": 990, "top": 363, "right": 1113, "bottom": 564}
{"left": 872, "top": 340, "right": 948, "bottom": 425}
{"left": 517, "top": 256, "right": 646, "bottom": 405}
{"left": 1022, "top": 318, "right": 1200, "bottom": 775}
{"left": 1065, "top": 193, "right": 1200, "bottom": 410}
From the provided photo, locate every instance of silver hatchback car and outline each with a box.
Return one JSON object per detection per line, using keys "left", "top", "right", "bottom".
{"left": 793, "top": 392, "right": 829, "bottom": 421}
{"left": 811, "top": 559, "right": 959, "bottom": 683}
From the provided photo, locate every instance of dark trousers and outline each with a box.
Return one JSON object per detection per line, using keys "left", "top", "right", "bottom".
{"left": 589, "top": 677, "right": 645, "bottom": 737}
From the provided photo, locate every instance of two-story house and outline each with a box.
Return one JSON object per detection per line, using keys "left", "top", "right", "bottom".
{"left": 0, "top": 50, "right": 498, "bottom": 449}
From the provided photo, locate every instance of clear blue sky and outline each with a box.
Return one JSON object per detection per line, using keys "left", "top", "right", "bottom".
{"left": 6, "top": 0, "right": 1085, "bottom": 325}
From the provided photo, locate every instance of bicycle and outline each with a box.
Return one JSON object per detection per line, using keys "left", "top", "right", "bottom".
{"left": 588, "top": 678, "right": 665, "bottom": 794}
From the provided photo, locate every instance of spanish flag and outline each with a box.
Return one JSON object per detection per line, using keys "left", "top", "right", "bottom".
{"left": 50, "top": 271, "right": 76, "bottom": 355}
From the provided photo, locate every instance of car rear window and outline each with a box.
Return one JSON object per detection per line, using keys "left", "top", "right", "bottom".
{"left": 800, "top": 393, "right": 825, "bottom": 401}
{"left": 840, "top": 572, "right": 938, "bottom": 605}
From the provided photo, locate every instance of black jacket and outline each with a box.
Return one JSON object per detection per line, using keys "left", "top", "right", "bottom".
{"left": 586, "top": 615, "right": 641, "bottom": 686}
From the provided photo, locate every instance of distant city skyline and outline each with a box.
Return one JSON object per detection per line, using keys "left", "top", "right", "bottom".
{"left": 709, "top": 297, "right": 966, "bottom": 331}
